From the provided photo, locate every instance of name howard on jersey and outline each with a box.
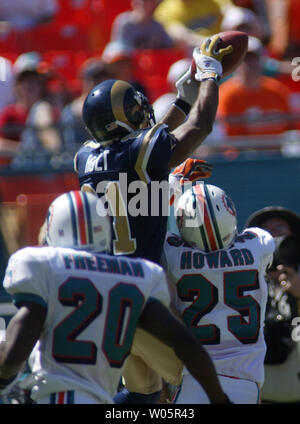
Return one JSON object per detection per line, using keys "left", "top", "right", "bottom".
{"left": 180, "top": 247, "right": 254, "bottom": 270}
{"left": 62, "top": 252, "right": 144, "bottom": 278}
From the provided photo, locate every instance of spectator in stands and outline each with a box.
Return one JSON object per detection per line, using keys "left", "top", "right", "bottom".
{"left": 231, "top": 0, "right": 271, "bottom": 44}
{"left": 245, "top": 206, "right": 300, "bottom": 403}
{"left": 0, "top": 53, "right": 41, "bottom": 166}
{"left": 9, "top": 52, "right": 62, "bottom": 165}
{"left": 153, "top": 58, "right": 191, "bottom": 121}
{"left": 0, "top": 0, "right": 58, "bottom": 30}
{"left": 61, "top": 58, "right": 110, "bottom": 154}
{"left": 221, "top": 6, "right": 265, "bottom": 41}
{"left": 264, "top": 0, "right": 300, "bottom": 120}
{"left": 217, "top": 36, "right": 294, "bottom": 137}
{"left": 101, "top": 40, "right": 147, "bottom": 96}
{"left": 110, "top": 0, "right": 174, "bottom": 50}
{"left": 282, "top": 0, "right": 300, "bottom": 59}
{"left": 265, "top": 0, "right": 290, "bottom": 59}
{"left": 221, "top": 6, "right": 292, "bottom": 77}
{"left": 154, "top": 0, "right": 235, "bottom": 54}
{"left": 0, "top": 57, "right": 15, "bottom": 115}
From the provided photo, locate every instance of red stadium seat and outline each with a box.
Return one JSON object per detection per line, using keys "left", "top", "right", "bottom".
{"left": 14, "top": 171, "right": 79, "bottom": 247}
{"left": 16, "top": 192, "right": 61, "bottom": 247}
{"left": 0, "top": 27, "right": 21, "bottom": 54}
{"left": 19, "top": 22, "right": 92, "bottom": 53}
{"left": 133, "top": 48, "right": 186, "bottom": 102}
{"left": 0, "top": 170, "right": 79, "bottom": 250}
{"left": 0, "top": 171, "right": 77, "bottom": 203}
{"left": 0, "top": 52, "right": 18, "bottom": 63}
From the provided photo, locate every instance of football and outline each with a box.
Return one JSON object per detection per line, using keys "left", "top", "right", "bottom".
{"left": 192, "top": 31, "right": 249, "bottom": 78}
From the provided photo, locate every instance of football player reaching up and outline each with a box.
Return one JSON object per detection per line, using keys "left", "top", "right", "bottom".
{"left": 73, "top": 34, "right": 231, "bottom": 404}
{"left": 74, "top": 35, "right": 232, "bottom": 265}
{"left": 162, "top": 182, "right": 275, "bottom": 404}
{"left": 0, "top": 190, "right": 232, "bottom": 404}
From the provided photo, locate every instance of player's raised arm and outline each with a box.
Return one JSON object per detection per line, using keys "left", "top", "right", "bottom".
{"left": 138, "top": 298, "right": 232, "bottom": 404}
{"left": 166, "top": 35, "right": 232, "bottom": 168}
{"left": 159, "top": 66, "right": 200, "bottom": 132}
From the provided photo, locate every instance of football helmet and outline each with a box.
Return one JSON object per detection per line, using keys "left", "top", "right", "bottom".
{"left": 82, "top": 79, "right": 155, "bottom": 145}
{"left": 175, "top": 183, "right": 237, "bottom": 252}
{"left": 44, "top": 191, "right": 111, "bottom": 253}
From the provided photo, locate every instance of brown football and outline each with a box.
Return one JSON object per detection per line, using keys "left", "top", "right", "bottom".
{"left": 191, "top": 31, "right": 249, "bottom": 78}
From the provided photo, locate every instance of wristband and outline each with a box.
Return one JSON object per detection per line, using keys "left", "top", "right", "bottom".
{"left": 173, "top": 98, "right": 192, "bottom": 116}
{"left": 0, "top": 374, "right": 17, "bottom": 389}
{"left": 201, "top": 76, "right": 220, "bottom": 85}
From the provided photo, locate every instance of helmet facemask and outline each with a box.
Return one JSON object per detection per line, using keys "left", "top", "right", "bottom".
{"left": 133, "top": 91, "right": 156, "bottom": 129}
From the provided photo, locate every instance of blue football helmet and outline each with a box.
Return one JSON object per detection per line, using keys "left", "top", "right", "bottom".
{"left": 82, "top": 79, "right": 156, "bottom": 145}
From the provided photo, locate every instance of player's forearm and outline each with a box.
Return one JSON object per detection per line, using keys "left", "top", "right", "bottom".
{"left": 0, "top": 343, "right": 23, "bottom": 381}
{"left": 159, "top": 103, "right": 187, "bottom": 131}
{"left": 174, "top": 336, "right": 227, "bottom": 404}
{"left": 168, "top": 80, "right": 218, "bottom": 167}
{"left": 0, "top": 304, "right": 46, "bottom": 381}
{"left": 190, "top": 79, "right": 219, "bottom": 132}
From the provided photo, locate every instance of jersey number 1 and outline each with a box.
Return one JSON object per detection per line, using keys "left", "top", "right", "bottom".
{"left": 106, "top": 182, "right": 136, "bottom": 255}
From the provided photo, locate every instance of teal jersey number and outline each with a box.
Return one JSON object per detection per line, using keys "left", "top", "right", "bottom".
{"left": 224, "top": 270, "right": 260, "bottom": 344}
{"left": 177, "top": 274, "right": 220, "bottom": 344}
{"left": 52, "top": 277, "right": 144, "bottom": 367}
{"left": 177, "top": 270, "right": 260, "bottom": 345}
{"left": 102, "top": 283, "right": 144, "bottom": 367}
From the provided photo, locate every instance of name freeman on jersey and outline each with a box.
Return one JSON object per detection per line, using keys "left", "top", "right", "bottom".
{"left": 94, "top": 172, "right": 200, "bottom": 221}
{"left": 62, "top": 252, "right": 145, "bottom": 278}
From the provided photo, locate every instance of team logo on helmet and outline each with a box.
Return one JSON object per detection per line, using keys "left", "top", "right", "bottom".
{"left": 222, "top": 194, "right": 236, "bottom": 216}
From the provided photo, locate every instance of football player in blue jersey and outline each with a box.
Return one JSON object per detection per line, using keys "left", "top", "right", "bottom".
{"left": 74, "top": 35, "right": 232, "bottom": 265}
{"left": 74, "top": 35, "right": 233, "bottom": 403}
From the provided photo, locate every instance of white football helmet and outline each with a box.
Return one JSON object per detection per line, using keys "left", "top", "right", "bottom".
{"left": 44, "top": 190, "right": 111, "bottom": 253}
{"left": 175, "top": 183, "right": 237, "bottom": 252}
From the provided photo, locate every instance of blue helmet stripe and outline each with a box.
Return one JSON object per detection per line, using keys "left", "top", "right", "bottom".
{"left": 67, "top": 192, "right": 78, "bottom": 245}
{"left": 82, "top": 191, "right": 93, "bottom": 245}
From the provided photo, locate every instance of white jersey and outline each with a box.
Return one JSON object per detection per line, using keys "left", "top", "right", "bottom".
{"left": 3, "top": 246, "right": 170, "bottom": 403}
{"left": 163, "top": 227, "right": 275, "bottom": 385}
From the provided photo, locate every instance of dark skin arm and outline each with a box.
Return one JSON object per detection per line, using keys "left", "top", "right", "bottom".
{"left": 162, "top": 80, "right": 218, "bottom": 169}
{"left": 138, "top": 299, "right": 229, "bottom": 404}
{"left": 0, "top": 302, "right": 46, "bottom": 384}
{"left": 160, "top": 103, "right": 188, "bottom": 133}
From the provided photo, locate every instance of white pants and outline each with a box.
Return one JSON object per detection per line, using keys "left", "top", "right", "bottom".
{"left": 35, "top": 390, "right": 101, "bottom": 404}
{"left": 173, "top": 374, "right": 260, "bottom": 404}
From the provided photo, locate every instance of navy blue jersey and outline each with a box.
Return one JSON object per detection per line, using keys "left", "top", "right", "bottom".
{"left": 74, "top": 123, "right": 177, "bottom": 264}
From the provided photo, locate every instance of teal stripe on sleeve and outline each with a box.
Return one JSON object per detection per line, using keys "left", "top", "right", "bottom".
{"left": 67, "top": 390, "right": 75, "bottom": 404}
{"left": 13, "top": 293, "right": 47, "bottom": 310}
